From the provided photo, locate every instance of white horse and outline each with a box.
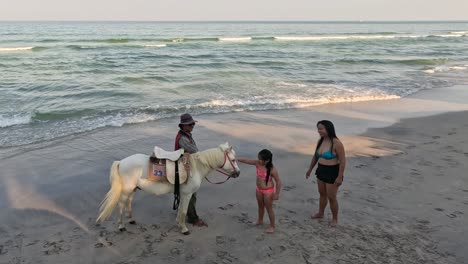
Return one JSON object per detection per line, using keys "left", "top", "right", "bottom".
{"left": 96, "top": 142, "right": 240, "bottom": 234}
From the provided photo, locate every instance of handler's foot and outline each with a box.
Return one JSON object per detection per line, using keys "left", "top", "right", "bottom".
{"left": 311, "top": 213, "right": 324, "bottom": 219}
{"left": 265, "top": 226, "right": 275, "bottom": 233}
{"left": 192, "top": 219, "right": 208, "bottom": 227}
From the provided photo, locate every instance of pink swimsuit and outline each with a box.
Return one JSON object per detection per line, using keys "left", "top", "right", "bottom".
{"left": 256, "top": 167, "right": 275, "bottom": 194}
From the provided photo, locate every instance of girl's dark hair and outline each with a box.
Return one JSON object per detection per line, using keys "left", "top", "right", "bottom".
{"left": 258, "top": 149, "right": 273, "bottom": 184}
{"left": 315, "top": 120, "right": 338, "bottom": 153}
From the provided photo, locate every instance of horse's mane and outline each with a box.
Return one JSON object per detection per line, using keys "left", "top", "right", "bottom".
{"left": 192, "top": 147, "right": 223, "bottom": 168}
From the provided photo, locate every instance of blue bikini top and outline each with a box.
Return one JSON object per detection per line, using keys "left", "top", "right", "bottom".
{"left": 315, "top": 140, "right": 337, "bottom": 160}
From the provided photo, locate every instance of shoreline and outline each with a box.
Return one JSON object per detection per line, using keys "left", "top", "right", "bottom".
{"left": 2, "top": 83, "right": 468, "bottom": 156}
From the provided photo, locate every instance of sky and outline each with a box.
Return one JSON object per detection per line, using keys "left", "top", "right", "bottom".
{"left": 0, "top": 0, "right": 467, "bottom": 21}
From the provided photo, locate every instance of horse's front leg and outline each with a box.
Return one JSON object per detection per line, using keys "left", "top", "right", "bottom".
{"left": 176, "top": 193, "right": 193, "bottom": 235}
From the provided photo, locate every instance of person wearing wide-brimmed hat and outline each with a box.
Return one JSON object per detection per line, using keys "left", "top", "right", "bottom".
{"left": 174, "top": 113, "right": 207, "bottom": 226}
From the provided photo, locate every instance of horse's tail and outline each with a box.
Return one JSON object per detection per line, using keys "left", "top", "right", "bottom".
{"left": 97, "top": 161, "right": 122, "bottom": 223}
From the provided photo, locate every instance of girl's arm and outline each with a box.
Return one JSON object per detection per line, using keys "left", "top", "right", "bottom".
{"left": 335, "top": 139, "right": 346, "bottom": 186}
{"left": 306, "top": 140, "right": 320, "bottom": 179}
{"left": 272, "top": 168, "right": 281, "bottom": 200}
{"left": 238, "top": 158, "right": 258, "bottom": 166}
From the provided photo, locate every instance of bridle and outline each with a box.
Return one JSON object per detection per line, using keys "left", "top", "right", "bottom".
{"left": 206, "top": 151, "right": 238, "bottom": 184}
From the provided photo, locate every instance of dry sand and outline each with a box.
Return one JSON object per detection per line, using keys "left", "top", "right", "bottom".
{"left": 0, "top": 85, "right": 467, "bottom": 264}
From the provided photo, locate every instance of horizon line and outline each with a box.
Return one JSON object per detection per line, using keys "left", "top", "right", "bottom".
{"left": 1, "top": 19, "right": 468, "bottom": 23}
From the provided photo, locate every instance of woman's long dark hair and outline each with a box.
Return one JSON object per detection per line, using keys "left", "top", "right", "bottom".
{"left": 258, "top": 149, "right": 273, "bottom": 184}
{"left": 315, "top": 120, "right": 338, "bottom": 153}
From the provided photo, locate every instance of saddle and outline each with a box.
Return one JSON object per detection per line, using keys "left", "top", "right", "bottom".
{"left": 148, "top": 146, "right": 191, "bottom": 184}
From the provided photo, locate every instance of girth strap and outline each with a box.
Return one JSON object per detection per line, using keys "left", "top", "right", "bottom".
{"left": 172, "top": 161, "right": 180, "bottom": 210}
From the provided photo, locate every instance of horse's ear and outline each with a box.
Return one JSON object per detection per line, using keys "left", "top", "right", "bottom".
{"left": 225, "top": 142, "right": 232, "bottom": 151}
{"left": 219, "top": 142, "right": 232, "bottom": 151}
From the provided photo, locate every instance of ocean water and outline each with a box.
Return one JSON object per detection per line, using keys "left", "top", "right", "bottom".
{"left": 1, "top": 21, "right": 468, "bottom": 147}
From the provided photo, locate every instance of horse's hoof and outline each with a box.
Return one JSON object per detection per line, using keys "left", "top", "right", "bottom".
{"left": 129, "top": 220, "right": 136, "bottom": 225}
{"left": 182, "top": 231, "right": 190, "bottom": 235}
{"left": 119, "top": 227, "right": 126, "bottom": 232}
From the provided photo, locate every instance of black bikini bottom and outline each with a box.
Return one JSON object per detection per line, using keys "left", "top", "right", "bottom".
{"left": 316, "top": 163, "right": 340, "bottom": 184}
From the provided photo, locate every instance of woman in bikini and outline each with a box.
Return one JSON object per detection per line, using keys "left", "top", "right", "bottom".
{"left": 306, "top": 120, "right": 346, "bottom": 227}
{"left": 239, "top": 149, "right": 281, "bottom": 233}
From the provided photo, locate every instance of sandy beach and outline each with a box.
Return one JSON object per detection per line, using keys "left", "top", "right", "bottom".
{"left": 1, "top": 84, "right": 468, "bottom": 264}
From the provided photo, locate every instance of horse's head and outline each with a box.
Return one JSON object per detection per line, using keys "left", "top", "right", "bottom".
{"left": 219, "top": 142, "right": 240, "bottom": 178}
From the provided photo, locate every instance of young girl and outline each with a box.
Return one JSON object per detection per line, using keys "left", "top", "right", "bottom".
{"left": 239, "top": 149, "right": 281, "bottom": 233}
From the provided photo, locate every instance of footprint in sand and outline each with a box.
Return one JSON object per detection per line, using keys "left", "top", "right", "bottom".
{"left": 355, "top": 164, "right": 367, "bottom": 169}
{"left": 25, "top": 240, "right": 40, "bottom": 247}
{"left": 234, "top": 212, "right": 252, "bottom": 224}
{"left": 170, "top": 248, "right": 181, "bottom": 256}
{"left": 43, "top": 240, "right": 71, "bottom": 255}
{"left": 216, "top": 236, "right": 226, "bottom": 245}
{"left": 218, "top": 204, "right": 234, "bottom": 210}
{"left": 447, "top": 211, "right": 464, "bottom": 218}
{"left": 0, "top": 245, "right": 7, "bottom": 255}
{"left": 406, "top": 145, "right": 416, "bottom": 149}
{"left": 216, "top": 251, "right": 238, "bottom": 263}
{"left": 283, "top": 185, "right": 296, "bottom": 191}
{"left": 94, "top": 243, "right": 104, "bottom": 248}
{"left": 434, "top": 208, "right": 444, "bottom": 212}
{"left": 432, "top": 136, "right": 441, "bottom": 139}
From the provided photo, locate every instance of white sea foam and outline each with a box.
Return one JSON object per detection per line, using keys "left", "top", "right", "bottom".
{"left": 218, "top": 37, "right": 252, "bottom": 42}
{"left": 0, "top": 113, "right": 32, "bottom": 128}
{"left": 273, "top": 33, "right": 467, "bottom": 41}
{"left": 423, "top": 65, "right": 467, "bottom": 74}
{"left": 0, "top": 47, "right": 34, "bottom": 52}
{"left": 433, "top": 34, "right": 464, "bottom": 38}
{"left": 198, "top": 94, "right": 400, "bottom": 110}
{"left": 276, "top": 81, "right": 308, "bottom": 88}
{"left": 274, "top": 35, "right": 408, "bottom": 41}
{"left": 143, "top": 44, "right": 167, "bottom": 48}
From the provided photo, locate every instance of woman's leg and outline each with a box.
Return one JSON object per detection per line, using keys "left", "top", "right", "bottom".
{"left": 312, "top": 180, "right": 327, "bottom": 218}
{"left": 326, "top": 183, "right": 339, "bottom": 227}
{"left": 256, "top": 189, "right": 265, "bottom": 225}
{"left": 263, "top": 193, "right": 275, "bottom": 233}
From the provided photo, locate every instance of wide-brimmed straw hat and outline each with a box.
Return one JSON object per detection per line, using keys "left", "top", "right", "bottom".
{"left": 179, "top": 113, "right": 197, "bottom": 125}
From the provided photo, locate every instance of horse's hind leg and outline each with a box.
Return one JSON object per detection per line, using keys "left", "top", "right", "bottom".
{"left": 118, "top": 192, "right": 130, "bottom": 231}
{"left": 127, "top": 191, "right": 136, "bottom": 224}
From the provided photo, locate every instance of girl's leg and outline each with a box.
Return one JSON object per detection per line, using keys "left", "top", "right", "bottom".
{"left": 263, "top": 193, "right": 275, "bottom": 233}
{"left": 256, "top": 189, "right": 265, "bottom": 225}
{"left": 312, "top": 180, "right": 328, "bottom": 219}
{"left": 326, "top": 183, "right": 339, "bottom": 227}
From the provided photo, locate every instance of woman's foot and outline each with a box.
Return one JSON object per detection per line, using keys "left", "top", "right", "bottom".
{"left": 311, "top": 213, "right": 324, "bottom": 219}
{"left": 193, "top": 219, "right": 208, "bottom": 227}
{"left": 329, "top": 219, "right": 338, "bottom": 227}
{"left": 265, "top": 226, "right": 275, "bottom": 233}
{"left": 255, "top": 220, "right": 263, "bottom": 226}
